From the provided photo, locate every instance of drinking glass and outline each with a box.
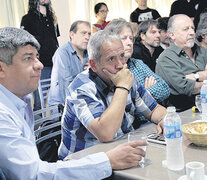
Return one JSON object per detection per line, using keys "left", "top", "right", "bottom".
{"left": 128, "top": 132, "right": 149, "bottom": 168}
{"left": 195, "top": 95, "right": 202, "bottom": 113}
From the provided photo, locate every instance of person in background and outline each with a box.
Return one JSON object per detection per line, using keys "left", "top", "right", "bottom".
{"left": 194, "top": 0, "right": 207, "bottom": 29}
{"left": 196, "top": 12, "right": 207, "bottom": 49}
{"left": 132, "top": 19, "right": 163, "bottom": 72}
{"left": 48, "top": 21, "right": 90, "bottom": 107}
{"left": 21, "top": 0, "right": 60, "bottom": 110}
{"left": 156, "top": 14, "right": 207, "bottom": 111}
{"left": 0, "top": 27, "right": 147, "bottom": 180}
{"left": 169, "top": 0, "right": 199, "bottom": 20}
{"left": 58, "top": 30, "right": 166, "bottom": 159}
{"left": 130, "top": 0, "right": 161, "bottom": 36}
{"left": 92, "top": 2, "right": 110, "bottom": 33}
{"left": 157, "top": 17, "right": 170, "bottom": 50}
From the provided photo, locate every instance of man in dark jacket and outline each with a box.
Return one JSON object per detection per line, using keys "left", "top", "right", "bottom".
{"left": 132, "top": 19, "right": 163, "bottom": 72}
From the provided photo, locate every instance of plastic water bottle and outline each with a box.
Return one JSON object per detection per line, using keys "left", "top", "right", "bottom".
{"left": 164, "top": 106, "right": 184, "bottom": 171}
{"left": 201, "top": 80, "right": 207, "bottom": 121}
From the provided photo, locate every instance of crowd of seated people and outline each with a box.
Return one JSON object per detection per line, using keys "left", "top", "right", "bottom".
{"left": 1, "top": 0, "right": 207, "bottom": 179}
{"left": 104, "top": 18, "right": 170, "bottom": 129}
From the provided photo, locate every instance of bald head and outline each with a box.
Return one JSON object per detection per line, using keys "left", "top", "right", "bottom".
{"left": 168, "top": 14, "right": 195, "bottom": 49}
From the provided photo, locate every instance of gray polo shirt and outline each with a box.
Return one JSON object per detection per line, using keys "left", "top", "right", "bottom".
{"left": 156, "top": 43, "right": 207, "bottom": 96}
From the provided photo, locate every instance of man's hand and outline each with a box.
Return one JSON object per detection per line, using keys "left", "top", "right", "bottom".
{"left": 103, "top": 64, "right": 134, "bottom": 90}
{"left": 144, "top": 76, "right": 157, "bottom": 89}
{"left": 185, "top": 73, "right": 195, "bottom": 81}
{"left": 106, "top": 141, "right": 147, "bottom": 170}
{"left": 157, "top": 119, "right": 164, "bottom": 135}
{"left": 186, "top": 68, "right": 207, "bottom": 82}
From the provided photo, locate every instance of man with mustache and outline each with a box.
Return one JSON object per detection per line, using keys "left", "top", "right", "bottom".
{"left": 132, "top": 19, "right": 163, "bottom": 72}
{"left": 48, "top": 21, "right": 91, "bottom": 107}
{"left": 156, "top": 14, "right": 207, "bottom": 111}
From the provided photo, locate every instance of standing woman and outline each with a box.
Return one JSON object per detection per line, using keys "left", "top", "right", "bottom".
{"left": 92, "top": 2, "right": 110, "bottom": 33}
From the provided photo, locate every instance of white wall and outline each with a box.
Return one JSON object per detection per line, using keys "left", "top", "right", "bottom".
{"left": 51, "top": 0, "right": 176, "bottom": 46}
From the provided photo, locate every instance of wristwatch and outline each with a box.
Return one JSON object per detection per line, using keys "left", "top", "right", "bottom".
{"left": 194, "top": 73, "right": 200, "bottom": 82}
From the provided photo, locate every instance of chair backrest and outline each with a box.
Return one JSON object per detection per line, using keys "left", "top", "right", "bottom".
{"left": 0, "top": 169, "right": 6, "bottom": 180}
{"left": 33, "top": 105, "right": 62, "bottom": 162}
{"left": 38, "top": 78, "right": 51, "bottom": 109}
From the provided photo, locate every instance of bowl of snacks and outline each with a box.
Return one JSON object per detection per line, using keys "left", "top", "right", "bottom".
{"left": 182, "top": 122, "right": 207, "bottom": 146}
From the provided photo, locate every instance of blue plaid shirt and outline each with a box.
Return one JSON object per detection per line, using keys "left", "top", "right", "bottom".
{"left": 128, "top": 58, "right": 170, "bottom": 102}
{"left": 59, "top": 68, "right": 158, "bottom": 159}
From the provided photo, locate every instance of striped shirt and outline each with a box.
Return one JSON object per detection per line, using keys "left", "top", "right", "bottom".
{"left": 59, "top": 68, "right": 158, "bottom": 159}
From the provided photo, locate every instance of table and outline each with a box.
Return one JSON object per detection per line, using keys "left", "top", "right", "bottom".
{"left": 66, "top": 109, "right": 207, "bottom": 180}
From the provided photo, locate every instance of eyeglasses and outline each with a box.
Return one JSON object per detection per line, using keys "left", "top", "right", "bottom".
{"left": 99, "top": 10, "right": 108, "bottom": 14}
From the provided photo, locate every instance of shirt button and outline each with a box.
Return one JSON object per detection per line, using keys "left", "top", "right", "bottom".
{"left": 47, "top": 24, "right": 49, "bottom": 27}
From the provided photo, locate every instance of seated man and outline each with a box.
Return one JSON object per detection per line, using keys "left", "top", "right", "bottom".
{"left": 156, "top": 14, "right": 207, "bottom": 111}
{"left": 104, "top": 18, "right": 170, "bottom": 105}
{"left": 132, "top": 19, "right": 163, "bottom": 72}
{"left": 0, "top": 27, "right": 147, "bottom": 179}
{"left": 58, "top": 30, "right": 166, "bottom": 159}
{"left": 48, "top": 20, "right": 91, "bottom": 107}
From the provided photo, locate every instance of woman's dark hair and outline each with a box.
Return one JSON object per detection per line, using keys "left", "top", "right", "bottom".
{"left": 94, "top": 2, "right": 108, "bottom": 14}
{"left": 28, "top": 0, "right": 57, "bottom": 24}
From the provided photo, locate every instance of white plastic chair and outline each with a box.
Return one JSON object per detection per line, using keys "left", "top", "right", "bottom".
{"left": 33, "top": 105, "right": 62, "bottom": 162}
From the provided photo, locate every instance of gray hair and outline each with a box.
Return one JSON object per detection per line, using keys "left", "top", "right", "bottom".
{"left": 0, "top": 27, "right": 40, "bottom": 65}
{"left": 87, "top": 30, "right": 122, "bottom": 62}
{"left": 104, "top": 18, "right": 134, "bottom": 36}
{"left": 196, "top": 13, "right": 207, "bottom": 42}
{"left": 167, "top": 15, "right": 180, "bottom": 34}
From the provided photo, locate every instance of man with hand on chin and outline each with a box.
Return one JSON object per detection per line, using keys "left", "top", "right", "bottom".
{"left": 59, "top": 30, "right": 166, "bottom": 159}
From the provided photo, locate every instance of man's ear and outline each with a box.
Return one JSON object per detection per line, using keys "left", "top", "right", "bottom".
{"left": 0, "top": 62, "right": 6, "bottom": 78}
{"left": 140, "top": 33, "right": 145, "bottom": 41}
{"left": 168, "top": 32, "right": 174, "bottom": 41}
{"left": 69, "top": 31, "right": 74, "bottom": 41}
{"left": 201, "top": 34, "right": 206, "bottom": 40}
{"left": 89, "top": 59, "right": 97, "bottom": 72}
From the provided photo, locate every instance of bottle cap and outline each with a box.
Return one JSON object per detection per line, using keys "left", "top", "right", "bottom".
{"left": 167, "top": 106, "right": 176, "bottom": 112}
